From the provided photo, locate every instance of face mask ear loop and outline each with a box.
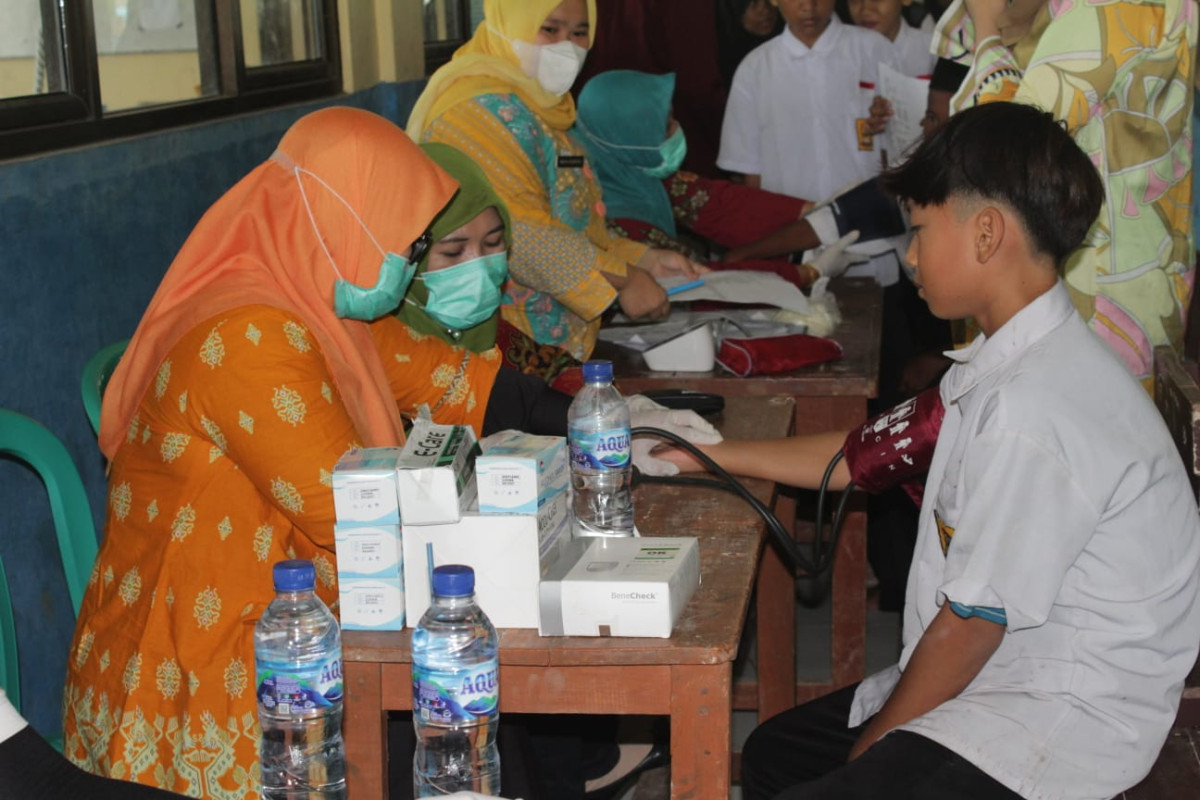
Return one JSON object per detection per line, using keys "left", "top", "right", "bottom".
{"left": 274, "top": 152, "right": 389, "bottom": 283}
{"left": 575, "top": 118, "right": 670, "bottom": 155}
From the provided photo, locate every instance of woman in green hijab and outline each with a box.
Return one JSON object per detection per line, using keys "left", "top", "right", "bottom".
{"left": 397, "top": 142, "right": 513, "bottom": 352}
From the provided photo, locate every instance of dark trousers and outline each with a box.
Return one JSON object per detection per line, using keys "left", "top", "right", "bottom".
{"left": 740, "top": 684, "right": 1023, "bottom": 800}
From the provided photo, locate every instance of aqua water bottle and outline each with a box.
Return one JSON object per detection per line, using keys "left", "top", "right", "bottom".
{"left": 254, "top": 559, "right": 346, "bottom": 799}
{"left": 412, "top": 564, "right": 501, "bottom": 796}
{"left": 568, "top": 359, "right": 635, "bottom": 536}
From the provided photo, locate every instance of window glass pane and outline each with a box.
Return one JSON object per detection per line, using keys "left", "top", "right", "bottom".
{"left": 0, "top": 1, "right": 68, "bottom": 100}
{"left": 423, "top": 0, "right": 464, "bottom": 44}
{"left": 243, "top": 0, "right": 323, "bottom": 68}
{"left": 469, "top": 0, "right": 484, "bottom": 32}
{"left": 92, "top": 0, "right": 218, "bottom": 112}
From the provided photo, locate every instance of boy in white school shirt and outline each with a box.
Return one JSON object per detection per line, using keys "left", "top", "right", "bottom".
{"left": 717, "top": 0, "right": 898, "bottom": 206}
{"left": 670, "top": 101, "right": 1200, "bottom": 799}
{"left": 848, "top": 0, "right": 937, "bottom": 77}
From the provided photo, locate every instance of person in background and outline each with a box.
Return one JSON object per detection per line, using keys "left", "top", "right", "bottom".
{"left": 408, "top": 0, "right": 704, "bottom": 362}
{"left": 574, "top": 0, "right": 784, "bottom": 178}
{"left": 847, "top": 0, "right": 936, "bottom": 77}
{"left": 718, "top": 0, "right": 897, "bottom": 202}
{"left": 932, "top": 0, "right": 1195, "bottom": 388}
{"left": 0, "top": 688, "right": 189, "bottom": 799}
{"left": 60, "top": 107, "right": 576, "bottom": 797}
{"left": 399, "top": 142, "right": 584, "bottom": 390}
{"left": 667, "top": 101, "right": 1200, "bottom": 800}
{"left": 574, "top": 70, "right": 845, "bottom": 288}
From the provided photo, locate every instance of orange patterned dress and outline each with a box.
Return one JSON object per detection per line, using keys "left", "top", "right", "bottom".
{"left": 61, "top": 305, "right": 498, "bottom": 798}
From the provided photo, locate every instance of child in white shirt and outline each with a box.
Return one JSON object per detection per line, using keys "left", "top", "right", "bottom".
{"left": 848, "top": 0, "right": 937, "bottom": 77}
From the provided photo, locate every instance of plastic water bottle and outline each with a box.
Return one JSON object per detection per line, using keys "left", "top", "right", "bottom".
{"left": 568, "top": 359, "right": 635, "bottom": 537}
{"left": 412, "top": 565, "right": 501, "bottom": 797}
{"left": 254, "top": 559, "right": 346, "bottom": 800}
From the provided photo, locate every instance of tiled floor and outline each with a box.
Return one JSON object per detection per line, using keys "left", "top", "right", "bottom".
{"left": 620, "top": 593, "right": 1200, "bottom": 799}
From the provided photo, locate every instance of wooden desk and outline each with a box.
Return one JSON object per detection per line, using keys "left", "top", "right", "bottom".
{"left": 598, "top": 277, "right": 883, "bottom": 719}
{"left": 343, "top": 395, "right": 795, "bottom": 799}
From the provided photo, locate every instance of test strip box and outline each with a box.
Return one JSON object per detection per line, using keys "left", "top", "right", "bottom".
{"left": 476, "top": 432, "right": 568, "bottom": 515}
{"left": 334, "top": 523, "right": 405, "bottom": 631}
{"left": 538, "top": 537, "right": 700, "bottom": 638}
{"left": 332, "top": 447, "right": 404, "bottom": 527}
{"left": 396, "top": 419, "right": 479, "bottom": 526}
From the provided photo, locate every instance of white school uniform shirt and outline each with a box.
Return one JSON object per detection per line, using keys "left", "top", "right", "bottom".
{"left": 892, "top": 21, "right": 936, "bottom": 78}
{"left": 850, "top": 282, "right": 1200, "bottom": 799}
{"left": 717, "top": 17, "right": 896, "bottom": 204}
{"left": 0, "top": 689, "right": 25, "bottom": 743}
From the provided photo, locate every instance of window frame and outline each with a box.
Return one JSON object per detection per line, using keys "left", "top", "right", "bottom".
{"left": 0, "top": 0, "right": 342, "bottom": 161}
{"left": 423, "top": 0, "right": 475, "bottom": 75}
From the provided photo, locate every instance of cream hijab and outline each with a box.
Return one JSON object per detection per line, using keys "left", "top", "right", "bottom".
{"left": 407, "top": 0, "right": 598, "bottom": 136}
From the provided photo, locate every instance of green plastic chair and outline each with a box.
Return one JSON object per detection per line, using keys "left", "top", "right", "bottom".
{"left": 80, "top": 338, "right": 129, "bottom": 436}
{"left": 0, "top": 409, "right": 98, "bottom": 617}
{"left": 0, "top": 554, "right": 17, "bottom": 710}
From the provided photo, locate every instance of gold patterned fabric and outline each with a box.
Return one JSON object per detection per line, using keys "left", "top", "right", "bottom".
{"left": 62, "top": 306, "right": 497, "bottom": 798}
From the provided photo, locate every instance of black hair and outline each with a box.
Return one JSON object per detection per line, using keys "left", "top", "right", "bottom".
{"left": 881, "top": 101, "right": 1104, "bottom": 267}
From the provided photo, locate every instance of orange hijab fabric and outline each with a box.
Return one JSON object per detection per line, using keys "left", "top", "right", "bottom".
{"left": 407, "top": 0, "right": 598, "bottom": 136}
{"left": 99, "top": 107, "right": 459, "bottom": 458}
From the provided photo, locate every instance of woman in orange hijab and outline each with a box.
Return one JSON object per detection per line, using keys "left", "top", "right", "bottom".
{"left": 409, "top": 0, "right": 704, "bottom": 362}
{"left": 61, "top": 107, "right": 517, "bottom": 797}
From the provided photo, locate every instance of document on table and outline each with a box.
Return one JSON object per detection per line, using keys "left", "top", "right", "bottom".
{"left": 878, "top": 63, "right": 930, "bottom": 164}
{"left": 658, "top": 270, "right": 811, "bottom": 313}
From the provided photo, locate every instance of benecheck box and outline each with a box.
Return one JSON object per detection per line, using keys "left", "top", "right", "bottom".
{"left": 538, "top": 537, "right": 700, "bottom": 638}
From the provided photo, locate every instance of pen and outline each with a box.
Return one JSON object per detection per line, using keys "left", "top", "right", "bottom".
{"left": 665, "top": 279, "right": 705, "bottom": 296}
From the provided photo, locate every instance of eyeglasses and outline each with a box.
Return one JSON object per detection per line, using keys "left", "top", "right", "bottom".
{"left": 409, "top": 231, "right": 432, "bottom": 264}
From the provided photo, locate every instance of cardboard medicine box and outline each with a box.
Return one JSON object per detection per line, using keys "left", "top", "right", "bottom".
{"left": 332, "top": 447, "right": 403, "bottom": 527}
{"left": 538, "top": 537, "right": 700, "bottom": 638}
{"left": 476, "top": 432, "right": 568, "bottom": 515}
{"left": 396, "top": 418, "right": 479, "bottom": 526}
{"left": 334, "top": 523, "right": 405, "bottom": 631}
{"left": 403, "top": 490, "right": 571, "bottom": 629}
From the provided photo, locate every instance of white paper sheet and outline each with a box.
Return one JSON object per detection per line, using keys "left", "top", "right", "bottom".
{"left": 659, "top": 270, "right": 812, "bottom": 313}
{"left": 878, "top": 63, "right": 930, "bottom": 164}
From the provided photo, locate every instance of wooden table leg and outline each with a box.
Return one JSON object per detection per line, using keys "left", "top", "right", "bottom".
{"left": 830, "top": 498, "right": 867, "bottom": 689}
{"left": 670, "top": 663, "right": 733, "bottom": 800}
{"left": 345, "top": 660, "right": 388, "bottom": 800}
{"left": 756, "top": 489, "right": 797, "bottom": 722}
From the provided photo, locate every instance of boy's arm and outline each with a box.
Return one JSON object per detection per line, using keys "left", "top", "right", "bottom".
{"left": 849, "top": 603, "right": 1005, "bottom": 760}
{"left": 656, "top": 432, "right": 853, "bottom": 490}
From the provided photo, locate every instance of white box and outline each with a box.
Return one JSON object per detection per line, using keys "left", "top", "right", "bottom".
{"left": 396, "top": 419, "right": 479, "bottom": 526}
{"left": 334, "top": 524, "right": 405, "bottom": 631}
{"left": 332, "top": 448, "right": 403, "bottom": 527}
{"left": 538, "top": 537, "right": 701, "bottom": 638}
{"left": 476, "top": 432, "right": 568, "bottom": 515}
{"left": 403, "top": 492, "right": 571, "bottom": 628}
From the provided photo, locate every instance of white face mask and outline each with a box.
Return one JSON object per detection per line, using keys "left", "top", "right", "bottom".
{"left": 510, "top": 38, "right": 589, "bottom": 96}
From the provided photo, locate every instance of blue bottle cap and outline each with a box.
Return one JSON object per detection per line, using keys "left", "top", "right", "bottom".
{"left": 432, "top": 564, "right": 475, "bottom": 597}
{"left": 582, "top": 360, "right": 613, "bottom": 383}
{"left": 273, "top": 559, "right": 316, "bottom": 592}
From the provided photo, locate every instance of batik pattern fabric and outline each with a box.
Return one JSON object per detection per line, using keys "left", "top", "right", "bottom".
{"left": 934, "top": 0, "right": 1196, "bottom": 381}
{"left": 62, "top": 306, "right": 497, "bottom": 798}
{"left": 422, "top": 94, "right": 649, "bottom": 361}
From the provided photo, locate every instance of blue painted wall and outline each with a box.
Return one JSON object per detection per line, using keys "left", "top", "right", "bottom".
{"left": 0, "top": 80, "right": 424, "bottom": 737}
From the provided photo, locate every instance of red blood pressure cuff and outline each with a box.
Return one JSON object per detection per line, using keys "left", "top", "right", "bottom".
{"left": 716, "top": 334, "right": 843, "bottom": 377}
{"left": 842, "top": 387, "right": 945, "bottom": 500}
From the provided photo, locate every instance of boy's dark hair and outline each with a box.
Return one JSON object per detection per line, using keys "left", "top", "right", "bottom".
{"left": 882, "top": 102, "right": 1103, "bottom": 267}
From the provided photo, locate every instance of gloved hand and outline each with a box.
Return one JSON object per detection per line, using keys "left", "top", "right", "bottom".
{"left": 804, "top": 230, "right": 860, "bottom": 280}
{"left": 626, "top": 394, "right": 723, "bottom": 476}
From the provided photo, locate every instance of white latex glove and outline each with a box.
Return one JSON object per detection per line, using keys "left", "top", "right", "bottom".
{"left": 805, "top": 230, "right": 860, "bottom": 279}
{"left": 626, "top": 394, "right": 723, "bottom": 476}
